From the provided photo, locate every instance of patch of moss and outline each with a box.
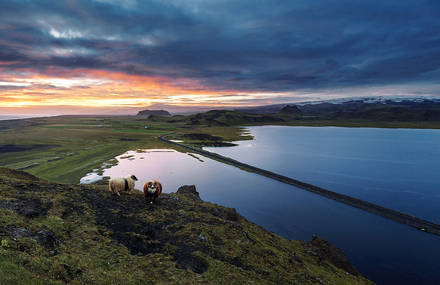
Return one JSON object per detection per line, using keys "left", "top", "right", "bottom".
{"left": 0, "top": 167, "right": 373, "bottom": 284}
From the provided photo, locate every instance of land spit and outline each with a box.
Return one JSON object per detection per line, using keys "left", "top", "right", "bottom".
{"left": 160, "top": 135, "right": 440, "bottom": 237}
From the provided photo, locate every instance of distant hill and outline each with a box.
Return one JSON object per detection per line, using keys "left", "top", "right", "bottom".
{"left": 328, "top": 106, "right": 440, "bottom": 121}
{"left": 234, "top": 98, "right": 440, "bottom": 116}
{"left": 234, "top": 104, "right": 288, "bottom": 114}
{"left": 278, "top": 105, "right": 302, "bottom": 115}
{"left": 296, "top": 99, "right": 440, "bottom": 121}
{"left": 109, "top": 97, "right": 440, "bottom": 129}
{"left": 137, "top": 109, "right": 171, "bottom": 116}
{"left": 161, "top": 98, "right": 440, "bottom": 127}
{"left": 125, "top": 98, "right": 440, "bottom": 123}
{"left": 182, "top": 110, "right": 284, "bottom": 126}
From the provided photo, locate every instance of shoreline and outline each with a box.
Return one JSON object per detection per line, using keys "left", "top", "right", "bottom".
{"left": 235, "top": 120, "right": 440, "bottom": 129}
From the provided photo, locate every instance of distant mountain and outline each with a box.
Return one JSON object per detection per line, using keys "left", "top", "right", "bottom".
{"left": 171, "top": 110, "right": 284, "bottom": 126}
{"left": 298, "top": 99, "right": 440, "bottom": 121}
{"left": 279, "top": 105, "right": 302, "bottom": 115}
{"left": 234, "top": 104, "right": 288, "bottom": 114}
{"left": 137, "top": 109, "right": 171, "bottom": 116}
{"left": 139, "top": 103, "right": 229, "bottom": 115}
{"left": 168, "top": 97, "right": 440, "bottom": 126}
{"left": 235, "top": 97, "right": 440, "bottom": 115}
{"left": 328, "top": 106, "right": 440, "bottom": 121}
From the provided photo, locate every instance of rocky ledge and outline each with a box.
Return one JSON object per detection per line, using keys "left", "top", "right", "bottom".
{"left": 0, "top": 167, "right": 373, "bottom": 284}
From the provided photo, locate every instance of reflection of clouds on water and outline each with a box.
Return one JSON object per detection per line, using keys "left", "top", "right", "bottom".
{"left": 79, "top": 172, "right": 103, "bottom": 184}
{"left": 80, "top": 149, "right": 207, "bottom": 190}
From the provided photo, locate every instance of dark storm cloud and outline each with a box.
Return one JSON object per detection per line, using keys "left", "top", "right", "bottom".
{"left": 1, "top": 0, "right": 439, "bottom": 92}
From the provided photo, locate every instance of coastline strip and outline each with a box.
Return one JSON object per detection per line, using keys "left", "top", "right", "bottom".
{"left": 159, "top": 135, "right": 440, "bottom": 237}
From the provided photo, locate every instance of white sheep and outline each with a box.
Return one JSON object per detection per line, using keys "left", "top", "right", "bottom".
{"left": 108, "top": 175, "right": 138, "bottom": 196}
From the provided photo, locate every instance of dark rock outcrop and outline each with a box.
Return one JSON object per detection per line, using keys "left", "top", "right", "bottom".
{"left": 34, "top": 230, "right": 59, "bottom": 249}
{"left": 306, "top": 235, "right": 359, "bottom": 276}
{"left": 3, "top": 227, "right": 32, "bottom": 239}
{"left": 2, "top": 227, "right": 59, "bottom": 249}
{"left": 177, "top": 185, "right": 202, "bottom": 202}
{"left": 12, "top": 198, "right": 52, "bottom": 218}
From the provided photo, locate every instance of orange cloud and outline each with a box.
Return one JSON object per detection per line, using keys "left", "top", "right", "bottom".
{"left": 1, "top": 67, "right": 287, "bottom": 109}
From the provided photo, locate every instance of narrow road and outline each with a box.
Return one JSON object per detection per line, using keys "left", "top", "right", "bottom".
{"left": 159, "top": 135, "right": 440, "bottom": 237}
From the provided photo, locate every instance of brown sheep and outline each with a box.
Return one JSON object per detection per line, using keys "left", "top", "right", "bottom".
{"left": 143, "top": 179, "right": 162, "bottom": 204}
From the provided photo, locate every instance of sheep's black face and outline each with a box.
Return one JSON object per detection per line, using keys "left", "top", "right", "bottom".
{"left": 131, "top": 175, "right": 138, "bottom": 181}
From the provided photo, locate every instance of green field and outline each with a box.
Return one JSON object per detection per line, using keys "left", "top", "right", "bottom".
{"left": 0, "top": 114, "right": 257, "bottom": 183}
{"left": 0, "top": 116, "right": 184, "bottom": 183}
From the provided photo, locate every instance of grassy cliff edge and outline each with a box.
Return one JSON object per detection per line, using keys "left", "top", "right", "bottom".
{"left": 0, "top": 167, "right": 372, "bottom": 284}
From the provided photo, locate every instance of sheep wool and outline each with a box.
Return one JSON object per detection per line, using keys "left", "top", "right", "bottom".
{"left": 108, "top": 175, "right": 138, "bottom": 196}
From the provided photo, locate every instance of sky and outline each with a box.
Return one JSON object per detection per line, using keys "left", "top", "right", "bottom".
{"left": 1, "top": 0, "right": 440, "bottom": 115}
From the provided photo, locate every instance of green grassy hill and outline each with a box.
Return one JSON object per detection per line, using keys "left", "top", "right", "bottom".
{"left": 179, "top": 110, "right": 285, "bottom": 126}
{"left": 0, "top": 168, "right": 372, "bottom": 284}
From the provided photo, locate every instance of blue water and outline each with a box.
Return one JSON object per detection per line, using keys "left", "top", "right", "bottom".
{"left": 80, "top": 126, "right": 440, "bottom": 284}
{"left": 0, "top": 115, "right": 21, "bottom": 121}
{"left": 0, "top": 115, "right": 38, "bottom": 121}
{"left": 206, "top": 126, "right": 440, "bottom": 224}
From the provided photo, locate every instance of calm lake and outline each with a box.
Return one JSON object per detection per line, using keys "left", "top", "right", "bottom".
{"left": 81, "top": 126, "right": 440, "bottom": 285}
{"left": 206, "top": 126, "right": 440, "bottom": 223}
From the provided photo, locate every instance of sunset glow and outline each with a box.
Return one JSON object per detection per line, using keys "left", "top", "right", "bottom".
{"left": 0, "top": 67, "right": 303, "bottom": 110}
{"left": 1, "top": 0, "right": 439, "bottom": 115}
